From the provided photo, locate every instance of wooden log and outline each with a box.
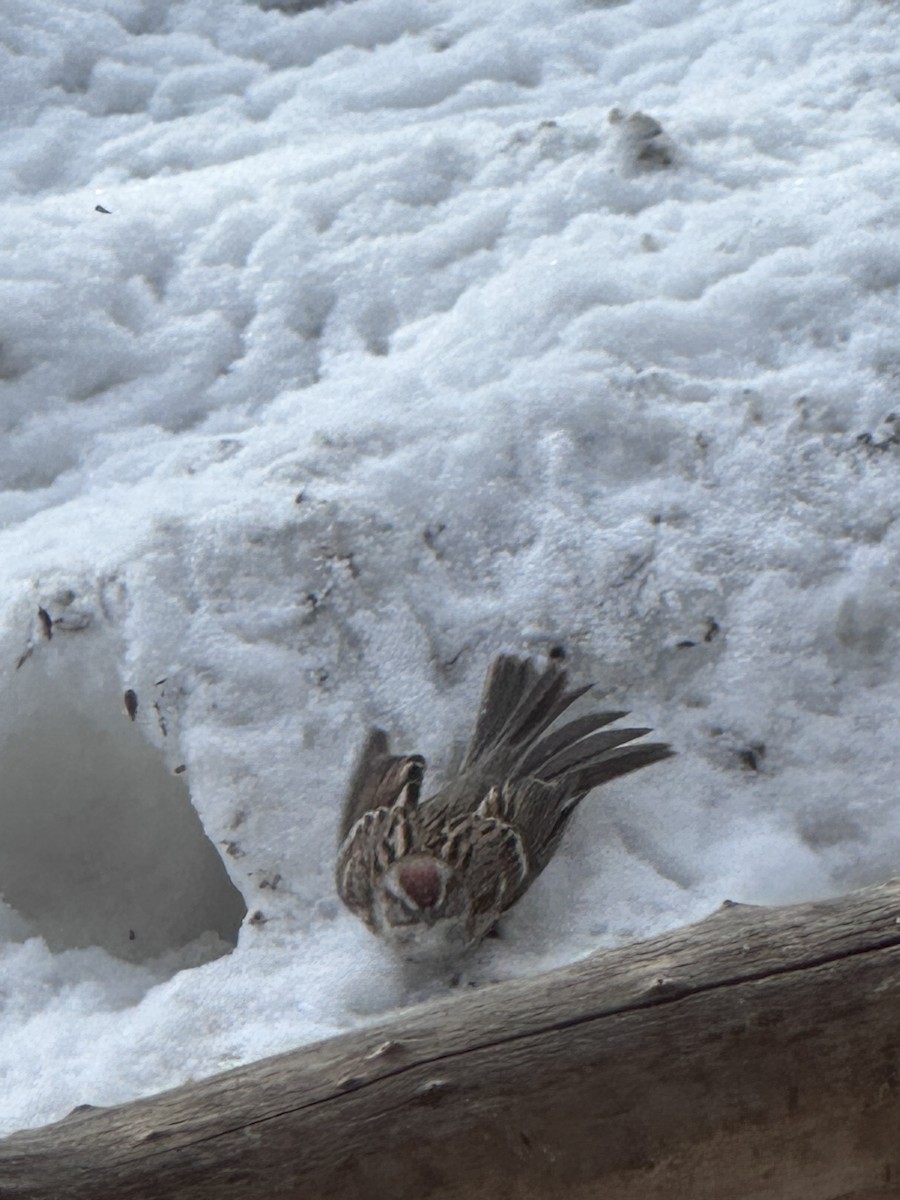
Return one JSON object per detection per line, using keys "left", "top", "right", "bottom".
{"left": 2, "top": 880, "right": 900, "bottom": 1199}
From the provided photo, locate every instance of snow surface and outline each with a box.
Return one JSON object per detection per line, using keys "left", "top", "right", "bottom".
{"left": 1, "top": 0, "right": 899, "bottom": 1135}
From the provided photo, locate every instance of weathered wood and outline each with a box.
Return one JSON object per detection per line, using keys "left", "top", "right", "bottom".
{"left": 3, "top": 880, "right": 900, "bottom": 1199}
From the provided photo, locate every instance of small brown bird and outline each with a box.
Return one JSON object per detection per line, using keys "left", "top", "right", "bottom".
{"left": 336, "top": 654, "right": 673, "bottom": 962}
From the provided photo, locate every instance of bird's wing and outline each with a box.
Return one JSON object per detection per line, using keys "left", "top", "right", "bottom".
{"left": 337, "top": 726, "right": 425, "bottom": 843}
{"left": 476, "top": 777, "right": 570, "bottom": 906}
{"left": 335, "top": 807, "right": 383, "bottom": 927}
{"left": 436, "top": 809, "right": 528, "bottom": 942}
{"left": 336, "top": 768, "right": 421, "bottom": 927}
{"left": 488, "top": 742, "right": 673, "bottom": 908}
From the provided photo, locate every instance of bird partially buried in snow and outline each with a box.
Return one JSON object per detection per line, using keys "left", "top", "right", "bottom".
{"left": 336, "top": 654, "right": 673, "bottom": 963}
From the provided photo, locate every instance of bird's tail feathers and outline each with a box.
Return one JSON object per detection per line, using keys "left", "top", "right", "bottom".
{"left": 462, "top": 654, "right": 591, "bottom": 771}
{"left": 564, "top": 741, "right": 675, "bottom": 796}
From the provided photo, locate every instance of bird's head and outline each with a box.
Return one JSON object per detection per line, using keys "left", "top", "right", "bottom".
{"left": 372, "top": 852, "right": 471, "bottom": 962}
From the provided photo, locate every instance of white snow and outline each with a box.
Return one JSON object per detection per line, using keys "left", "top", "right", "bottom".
{"left": 1, "top": 0, "right": 899, "bottom": 1136}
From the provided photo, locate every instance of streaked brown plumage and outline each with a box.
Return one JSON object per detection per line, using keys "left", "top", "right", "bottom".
{"left": 336, "top": 653, "right": 673, "bottom": 962}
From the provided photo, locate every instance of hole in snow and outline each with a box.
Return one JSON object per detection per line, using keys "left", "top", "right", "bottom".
{"left": 0, "top": 642, "right": 246, "bottom": 967}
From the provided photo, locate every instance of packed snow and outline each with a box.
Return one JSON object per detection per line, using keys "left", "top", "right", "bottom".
{"left": 1, "top": 0, "right": 899, "bottom": 1135}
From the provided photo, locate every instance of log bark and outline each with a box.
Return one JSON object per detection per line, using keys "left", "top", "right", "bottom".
{"left": 3, "top": 880, "right": 900, "bottom": 1199}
